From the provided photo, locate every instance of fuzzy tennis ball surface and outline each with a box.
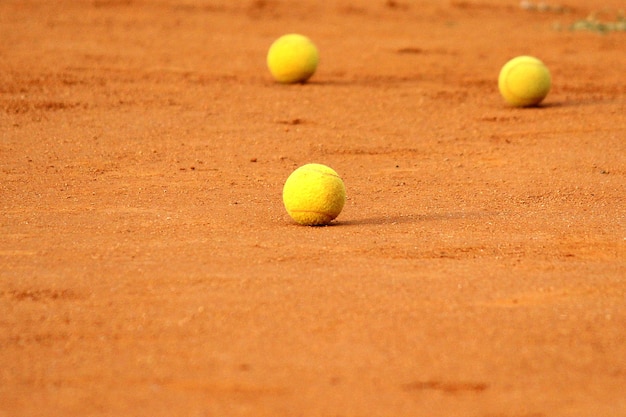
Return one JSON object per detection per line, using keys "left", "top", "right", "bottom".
{"left": 498, "top": 56, "right": 551, "bottom": 107}
{"left": 267, "top": 34, "right": 319, "bottom": 84}
{"left": 282, "top": 163, "right": 346, "bottom": 226}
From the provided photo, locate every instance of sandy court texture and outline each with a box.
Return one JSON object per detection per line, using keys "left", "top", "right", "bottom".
{"left": 1, "top": 0, "right": 625, "bottom": 416}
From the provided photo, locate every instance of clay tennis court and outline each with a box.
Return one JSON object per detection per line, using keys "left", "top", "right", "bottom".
{"left": 1, "top": 0, "right": 625, "bottom": 416}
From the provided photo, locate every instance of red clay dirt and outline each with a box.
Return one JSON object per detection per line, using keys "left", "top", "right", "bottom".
{"left": 1, "top": 1, "right": 625, "bottom": 416}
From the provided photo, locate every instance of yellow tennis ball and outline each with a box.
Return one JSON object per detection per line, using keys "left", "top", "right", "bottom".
{"left": 282, "top": 163, "right": 346, "bottom": 226}
{"left": 267, "top": 34, "right": 319, "bottom": 84}
{"left": 498, "top": 56, "right": 551, "bottom": 107}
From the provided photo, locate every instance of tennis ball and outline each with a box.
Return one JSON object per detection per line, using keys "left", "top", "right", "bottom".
{"left": 498, "top": 56, "right": 551, "bottom": 107}
{"left": 267, "top": 34, "right": 319, "bottom": 84}
{"left": 282, "top": 163, "right": 346, "bottom": 226}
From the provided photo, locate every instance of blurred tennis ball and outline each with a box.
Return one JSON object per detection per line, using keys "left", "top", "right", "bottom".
{"left": 498, "top": 55, "right": 551, "bottom": 107}
{"left": 267, "top": 34, "right": 319, "bottom": 84}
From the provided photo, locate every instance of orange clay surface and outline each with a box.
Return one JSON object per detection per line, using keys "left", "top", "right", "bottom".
{"left": 1, "top": 1, "right": 625, "bottom": 416}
